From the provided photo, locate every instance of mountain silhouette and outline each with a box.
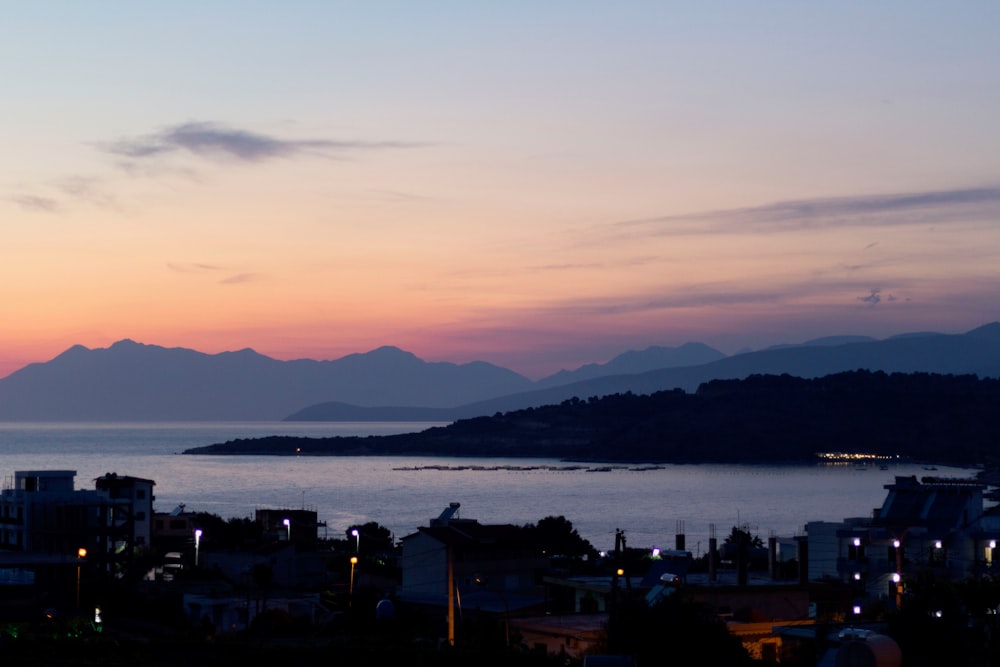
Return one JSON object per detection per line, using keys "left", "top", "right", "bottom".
{"left": 0, "top": 340, "right": 531, "bottom": 420}
{"left": 426, "top": 323, "right": 1000, "bottom": 419}
{"left": 534, "top": 342, "right": 725, "bottom": 388}
{"left": 1, "top": 323, "right": 999, "bottom": 421}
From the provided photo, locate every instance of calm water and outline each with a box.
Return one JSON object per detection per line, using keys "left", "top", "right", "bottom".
{"left": 0, "top": 422, "right": 979, "bottom": 553}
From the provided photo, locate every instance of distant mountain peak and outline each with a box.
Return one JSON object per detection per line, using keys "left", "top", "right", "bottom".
{"left": 108, "top": 338, "right": 145, "bottom": 350}
{"left": 534, "top": 341, "right": 726, "bottom": 389}
{"left": 966, "top": 322, "right": 1000, "bottom": 341}
{"left": 352, "top": 346, "right": 422, "bottom": 364}
{"left": 367, "top": 345, "right": 412, "bottom": 356}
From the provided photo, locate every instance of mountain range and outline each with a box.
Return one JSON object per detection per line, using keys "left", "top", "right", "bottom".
{"left": 1, "top": 323, "right": 999, "bottom": 421}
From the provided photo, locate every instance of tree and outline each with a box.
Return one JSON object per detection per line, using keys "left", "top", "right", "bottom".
{"left": 345, "top": 521, "right": 394, "bottom": 553}
{"left": 191, "top": 512, "right": 261, "bottom": 548}
{"left": 603, "top": 594, "right": 753, "bottom": 665}
{"left": 522, "top": 515, "right": 597, "bottom": 560}
{"left": 725, "top": 525, "right": 763, "bottom": 548}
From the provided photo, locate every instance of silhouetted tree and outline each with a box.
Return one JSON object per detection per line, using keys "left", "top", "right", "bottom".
{"left": 191, "top": 511, "right": 261, "bottom": 548}
{"left": 725, "top": 525, "right": 763, "bottom": 548}
{"left": 346, "top": 521, "right": 394, "bottom": 553}
{"left": 522, "top": 515, "right": 597, "bottom": 560}
{"left": 603, "top": 594, "right": 753, "bottom": 665}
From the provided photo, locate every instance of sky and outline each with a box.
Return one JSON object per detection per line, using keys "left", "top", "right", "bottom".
{"left": 2, "top": 2, "right": 999, "bottom": 380}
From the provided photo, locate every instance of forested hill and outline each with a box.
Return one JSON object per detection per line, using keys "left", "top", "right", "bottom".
{"left": 184, "top": 371, "right": 1000, "bottom": 465}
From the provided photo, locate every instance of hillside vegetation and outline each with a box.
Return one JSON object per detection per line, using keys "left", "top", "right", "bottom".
{"left": 185, "top": 370, "right": 1000, "bottom": 465}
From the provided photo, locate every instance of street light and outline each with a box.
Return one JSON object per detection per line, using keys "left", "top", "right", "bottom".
{"left": 76, "top": 547, "right": 87, "bottom": 609}
{"left": 349, "top": 556, "right": 358, "bottom": 606}
{"left": 194, "top": 529, "right": 203, "bottom": 567}
{"left": 283, "top": 518, "right": 291, "bottom": 542}
{"left": 351, "top": 528, "right": 360, "bottom": 553}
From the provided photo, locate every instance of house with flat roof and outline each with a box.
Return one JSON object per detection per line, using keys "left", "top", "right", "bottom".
{"left": 399, "top": 503, "right": 547, "bottom": 614}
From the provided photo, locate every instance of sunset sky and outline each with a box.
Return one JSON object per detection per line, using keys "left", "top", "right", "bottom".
{"left": 3, "top": 2, "right": 999, "bottom": 380}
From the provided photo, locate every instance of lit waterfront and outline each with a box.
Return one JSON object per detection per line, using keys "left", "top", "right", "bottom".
{"left": 0, "top": 422, "right": 980, "bottom": 552}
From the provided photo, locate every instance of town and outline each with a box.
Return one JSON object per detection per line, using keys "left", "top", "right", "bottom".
{"left": 3, "top": 468, "right": 1000, "bottom": 665}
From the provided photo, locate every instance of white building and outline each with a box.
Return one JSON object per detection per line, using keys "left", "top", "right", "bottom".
{"left": 1, "top": 470, "right": 155, "bottom": 579}
{"left": 807, "top": 476, "right": 1000, "bottom": 605}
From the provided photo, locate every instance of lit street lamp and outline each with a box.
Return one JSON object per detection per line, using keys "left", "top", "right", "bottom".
{"left": 194, "top": 529, "right": 203, "bottom": 567}
{"left": 76, "top": 547, "right": 87, "bottom": 608}
{"left": 349, "top": 556, "right": 358, "bottom": 606}
{"left": 283, "top": 518, "right": 291, "bottom": 542}
{"left": 351, "top": 528, "right": 360, "bottom": 553}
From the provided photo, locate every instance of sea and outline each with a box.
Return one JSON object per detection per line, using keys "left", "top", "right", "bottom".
{"left": 0, "top": 422, "right": 980, "bottom": 555}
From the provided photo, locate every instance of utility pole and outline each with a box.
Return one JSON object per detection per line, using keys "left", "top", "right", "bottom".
{"left": 447, "top": 543, "right": 455, "bottom": 645}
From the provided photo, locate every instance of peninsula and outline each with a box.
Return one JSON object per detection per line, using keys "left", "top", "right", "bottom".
{"left": 183, "top": 371, "right": 1000, "bottom": 466}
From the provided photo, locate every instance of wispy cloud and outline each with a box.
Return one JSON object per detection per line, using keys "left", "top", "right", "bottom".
{"left": 167, "top": 262, "right": 260, "bottom": 285}
{"left": 98, "top": 121, "right": 424, "bottom": 163}
{"left": 858, "top": 288, "right": 882, "bottom": 306}
{"left": 363, "top": 189, "right": 438, "bottom": 203}
{"left": 496, "top": 276, "right": 919, "bottom": 322}
{"left": 504, "top": 283, "right": 789, "bottom": 319}
{"left": 7, "top": 194, "right": 61, "bottom": 213}
{"left": 56, "top": 177, "right": 120, "bottom": 210}
{"left": 167, "top": 262, "right": 225, "bottom": 273}
{"left": 609, "top": 186, "right": 1000, "bottom": 239}
{"left": 857, "top": 288, "right": 904, "bottom": 306}
{"left": 527, "top": 255, "right": 661, "bottom": 273}
{"left": 219, "top": 273, "right": 260, "bottom": 285}
{"left": 7, "top": 177, "right": 121, "bottom": 215}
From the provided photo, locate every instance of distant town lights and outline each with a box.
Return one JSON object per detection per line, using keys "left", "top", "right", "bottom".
{"left": 816, "top": 452, "right": 895, "bottom": 462}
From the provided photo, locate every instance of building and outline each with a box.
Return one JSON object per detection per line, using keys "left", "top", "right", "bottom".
{"left": 0, "top": 470, "right": 155, "bottom": 610}
{"left": 152, "top": 503, "right": 201, "bottom": 556}
{"left": 399, "top": 503, "right": 547, "bottom": 613}
{"left": 256, "top": 508, "right": 322, "bottom": 547}
{"left": 817, "top": 475, "right": 1000, "bottom": 605}
{"left": 1, "top": 471, "right": 107, "bottom": 557}
{"left": 94, "top": 472, "right": 155, "bottom": 557}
